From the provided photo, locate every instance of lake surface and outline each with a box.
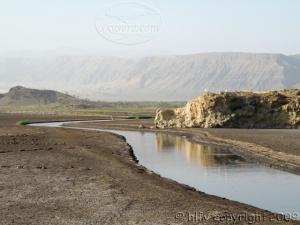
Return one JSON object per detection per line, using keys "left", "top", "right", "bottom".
{"left": 30, "top": 121, "right": 300, "bottom": 215}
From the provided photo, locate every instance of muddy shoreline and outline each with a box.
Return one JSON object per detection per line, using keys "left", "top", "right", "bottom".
{"left": 73, "top": 119, "right": 300, "bottom": 176}
{"left": 1, "top": 114, "right": 299, "bottom": 224}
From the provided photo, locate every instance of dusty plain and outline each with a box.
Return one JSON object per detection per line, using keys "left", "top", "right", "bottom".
{"left": 1, "top": 114, "right": 300, "bottom": 224}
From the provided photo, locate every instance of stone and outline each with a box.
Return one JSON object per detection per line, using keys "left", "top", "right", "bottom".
{"left": 139, "top": 124, "right": 146, "bottom": 129}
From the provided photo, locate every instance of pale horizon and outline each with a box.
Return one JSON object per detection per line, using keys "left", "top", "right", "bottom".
{"left": 1, "top": 46, "right": 299, "bottom": 59}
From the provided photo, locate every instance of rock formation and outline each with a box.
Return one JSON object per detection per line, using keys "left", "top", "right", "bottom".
{"left": 155, "top": 90, "right": 300, "bottom": 129}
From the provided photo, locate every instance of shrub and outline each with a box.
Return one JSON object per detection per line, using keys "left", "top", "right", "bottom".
{"left": 137, "top": 116, "right": 155, "bottom": 119}
{"left": 127, "top": 115, "right": 155, "bottom": 120}
{"left": 16, "top": 120, "right": 29, "bottom": 125}
{"left": 127, "top": 116, "right": 138, "bottom": 119}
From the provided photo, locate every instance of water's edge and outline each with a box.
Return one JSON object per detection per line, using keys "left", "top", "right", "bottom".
{"left": 28, "top": 120, "right": 300, "bottom": 216}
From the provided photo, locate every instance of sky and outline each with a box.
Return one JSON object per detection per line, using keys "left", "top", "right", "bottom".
{"left": 0, "top": 0, "right": 300, "bottom": 56}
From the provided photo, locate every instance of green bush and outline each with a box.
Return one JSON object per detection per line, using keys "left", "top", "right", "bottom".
{"left": 127, "top": 116, "right": 138, "bottom": 119}
{"left": 137, "top": 116, "right": 155, "bottom": 119}
{"left": 153, "top": 172, "right": 161, "bottom": 177}
{"left": 127, "top": 115, "right": 155, "bottom": 120}
{"left": 16, "top": 120, "right": 29, "bottom": 125}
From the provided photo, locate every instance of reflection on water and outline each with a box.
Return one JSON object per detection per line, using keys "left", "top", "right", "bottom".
{"left": 155, "top": 133, "right": 246, "bottom": 167}
{"left": 110, "top": 130, "right": 300, "bottom": 214}
{"left": 30, "top": 121, "right": 300, "bottom": 215}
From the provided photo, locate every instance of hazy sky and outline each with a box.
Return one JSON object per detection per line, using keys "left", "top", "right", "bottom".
{"left": 1, "top": 0, "right": 300, "bottom": 56}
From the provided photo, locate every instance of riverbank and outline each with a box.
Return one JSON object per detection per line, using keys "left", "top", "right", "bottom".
{"left": 77, "top": 119, "right": 300, "bottom": 176}
{"left": 0, "top": 114, "right": 299, "bottom": 224}
{"left": 196, "top": 128, "right": 300, "bottom": 176}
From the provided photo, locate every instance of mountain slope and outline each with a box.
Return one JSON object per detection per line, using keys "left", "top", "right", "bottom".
{"left": 291, "top": 54, "right": 300, "bottom": 60}
{"left": 1, "top": 52, "right": 300, "bottom": 101}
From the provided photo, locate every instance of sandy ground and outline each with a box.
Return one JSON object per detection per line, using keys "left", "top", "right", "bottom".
{"left": 1, "top": 114, "right": 299, "bottom": 224}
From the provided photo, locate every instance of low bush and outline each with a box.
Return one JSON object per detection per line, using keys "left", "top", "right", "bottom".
{"left": 137, "top": 116, "right": 155, "bottom": 119}
{"left": 127, "top": 116, "right": 138, "bottom": 119}
{"left": 16, "top": 120, "right": 29, "bottom": 125}
{"left": 127, "top": 115, "right": 155, "bottom": 120}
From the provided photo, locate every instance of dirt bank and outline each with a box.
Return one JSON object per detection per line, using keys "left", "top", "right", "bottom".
{"left": 0, "top": 114, "right": 299, "bottom": 224}
{"left": 196, "top": 128, "right": 300, "bottom": 176}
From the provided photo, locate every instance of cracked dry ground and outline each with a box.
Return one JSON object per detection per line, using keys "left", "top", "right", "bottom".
{"left": 0, "top": 114, "right": 299, "bottom": 224}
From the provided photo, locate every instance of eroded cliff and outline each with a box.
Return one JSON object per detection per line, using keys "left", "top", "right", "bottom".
{"left": 155, "top": 90, "right": 300, "bottom": 129}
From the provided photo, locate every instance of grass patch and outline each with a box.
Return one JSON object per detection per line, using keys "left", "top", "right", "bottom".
{"left": 127, "top": 116, "right": 138, "bottom": 119}
{"left": 0, "top": 101, "right": 187, "bottom": 116}
{"left": 16, "top": 120, "right": 29, "bottom": 125}
{"left": 127, "top": 115, "right": 155, "bottom": 120}
{"left": 138, "top": 116, "right": 155, "bottom": 119}
{"left": 153, "top": 172, "right": 161, "bottom": 177}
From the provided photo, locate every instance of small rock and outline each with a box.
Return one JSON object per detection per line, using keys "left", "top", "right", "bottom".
{"left": 1, "top": 165, "right": 10, "bottom": 168}
{"left": 35, "top": 166, "right": 47, "bottom": 169}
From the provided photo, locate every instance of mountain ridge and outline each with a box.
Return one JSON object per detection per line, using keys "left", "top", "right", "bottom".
{"left": 1, "top": 52, "right": 300, "bottom": 101}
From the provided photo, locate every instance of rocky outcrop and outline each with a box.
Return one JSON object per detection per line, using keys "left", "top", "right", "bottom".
{"left": 155, "top": 90, "right": 300, "bottom": 129}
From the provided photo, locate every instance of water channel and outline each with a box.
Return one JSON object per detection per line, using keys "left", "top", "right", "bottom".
{"left": 29, "top": 120, "right": 300, "bottom": 216}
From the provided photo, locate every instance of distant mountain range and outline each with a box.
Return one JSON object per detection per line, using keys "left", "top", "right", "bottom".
{"left": 292, "top": 54, "right": 300, "bottom": 60}
{"left": 1, "top": 52, "right": 300, "bottom": 101}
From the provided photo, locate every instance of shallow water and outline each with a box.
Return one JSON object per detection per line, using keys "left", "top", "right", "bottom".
{"left": 30, "top": 121, "right": 300, "bottom": 215}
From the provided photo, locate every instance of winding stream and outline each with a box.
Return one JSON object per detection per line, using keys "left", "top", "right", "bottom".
{"left": 30, "top": 120, "right": 300, "bottom": 216}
